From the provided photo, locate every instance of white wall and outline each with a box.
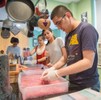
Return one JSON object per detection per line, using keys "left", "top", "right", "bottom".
{"left": 96, "top": 0, "right": 101, "bottom": 43}
{"left": 96, "top": 0, "right": 101, "bottom": 66}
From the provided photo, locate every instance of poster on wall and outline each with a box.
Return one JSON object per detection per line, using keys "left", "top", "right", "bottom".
{"left": 81, "top": 12, "right": 88, "bottom": 22}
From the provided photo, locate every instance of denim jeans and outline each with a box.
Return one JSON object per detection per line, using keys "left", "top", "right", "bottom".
{"left": 91, "top": 80, "right": 100, "bottom": 92}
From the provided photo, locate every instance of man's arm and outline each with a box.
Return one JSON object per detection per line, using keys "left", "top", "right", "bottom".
{"left": 57, "top": 50, "right": 95, "bottom": 76}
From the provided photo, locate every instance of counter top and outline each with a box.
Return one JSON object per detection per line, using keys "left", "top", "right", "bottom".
{"left": 46, "top": 88, "right": 101, "bottom": 100}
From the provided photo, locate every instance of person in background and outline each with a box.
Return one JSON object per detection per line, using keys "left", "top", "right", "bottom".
{"left": 6, "top": 37, "right": 21, "bottom": 59}
{"left": 30, "top": 34, "right": 47, "bottom": 65}
{"left": 42, "top": 28, "right": 67, "bottom": 68}
{"left": 41, "top": 5, "right": 100, "bottom": 92}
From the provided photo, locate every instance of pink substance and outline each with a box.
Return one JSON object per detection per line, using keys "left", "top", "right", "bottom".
{"left": 41, "top": 80, "right": 50, "bottom": 85}
{"left": 21, "top": 75, "right": 60, "bottom": 88}
{"left": 19, "top": 74, "right": 68, "bottom": 100}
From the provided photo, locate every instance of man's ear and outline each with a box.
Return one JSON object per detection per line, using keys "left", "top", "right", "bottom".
{"left": 65, "top": 12, "right": 71, "bottom": 18}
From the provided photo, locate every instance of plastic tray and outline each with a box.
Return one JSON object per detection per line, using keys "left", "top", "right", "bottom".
{"left": 18, "top": 69, "right": 69, "bottom": 100}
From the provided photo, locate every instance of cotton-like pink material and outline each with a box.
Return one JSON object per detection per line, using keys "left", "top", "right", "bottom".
{"left": 19, "top": 72, "right": 68, "bottom": 100}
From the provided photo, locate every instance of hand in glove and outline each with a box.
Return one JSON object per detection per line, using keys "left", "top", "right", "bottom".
{"left": 41, "top": 69, "right": 60, "bottom": 81}
{"left": 41, "top": 67, "right": 55, "bottom": 77}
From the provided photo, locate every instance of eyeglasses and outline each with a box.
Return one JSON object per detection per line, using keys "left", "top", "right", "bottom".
{"left": 55, "top": 14, "right": 65, "bottom": 27}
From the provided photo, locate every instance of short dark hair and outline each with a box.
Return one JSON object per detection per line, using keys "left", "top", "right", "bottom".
{"left": 10, "top": 37, "right": 19, "bottom": 43}
{"left": 51, "top": 5, "right": 73, "bottom": 20}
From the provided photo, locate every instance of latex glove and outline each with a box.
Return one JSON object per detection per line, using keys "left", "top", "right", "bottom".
{"left": 41, "top": 67, "right": 55, "bottom": 77}
{"left": 41, "top": 70, "right": 60, "bottom": 81}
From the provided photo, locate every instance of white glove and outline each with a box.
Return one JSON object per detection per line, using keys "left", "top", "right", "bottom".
{"left": 50, "top": 66, "right": 55, "bottom": 70}
{"left": 41, "top": 70, "right": 60, "bottom": 81}
{"left": 41, "top": 67, "right": 55, "bottom": 77}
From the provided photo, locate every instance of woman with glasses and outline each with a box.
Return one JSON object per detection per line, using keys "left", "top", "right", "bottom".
{"left": 41, "top": 5, "right": 100, "bottom": 92}
{"left": 42, "top": 28, "right": 67, "bottom": 68}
